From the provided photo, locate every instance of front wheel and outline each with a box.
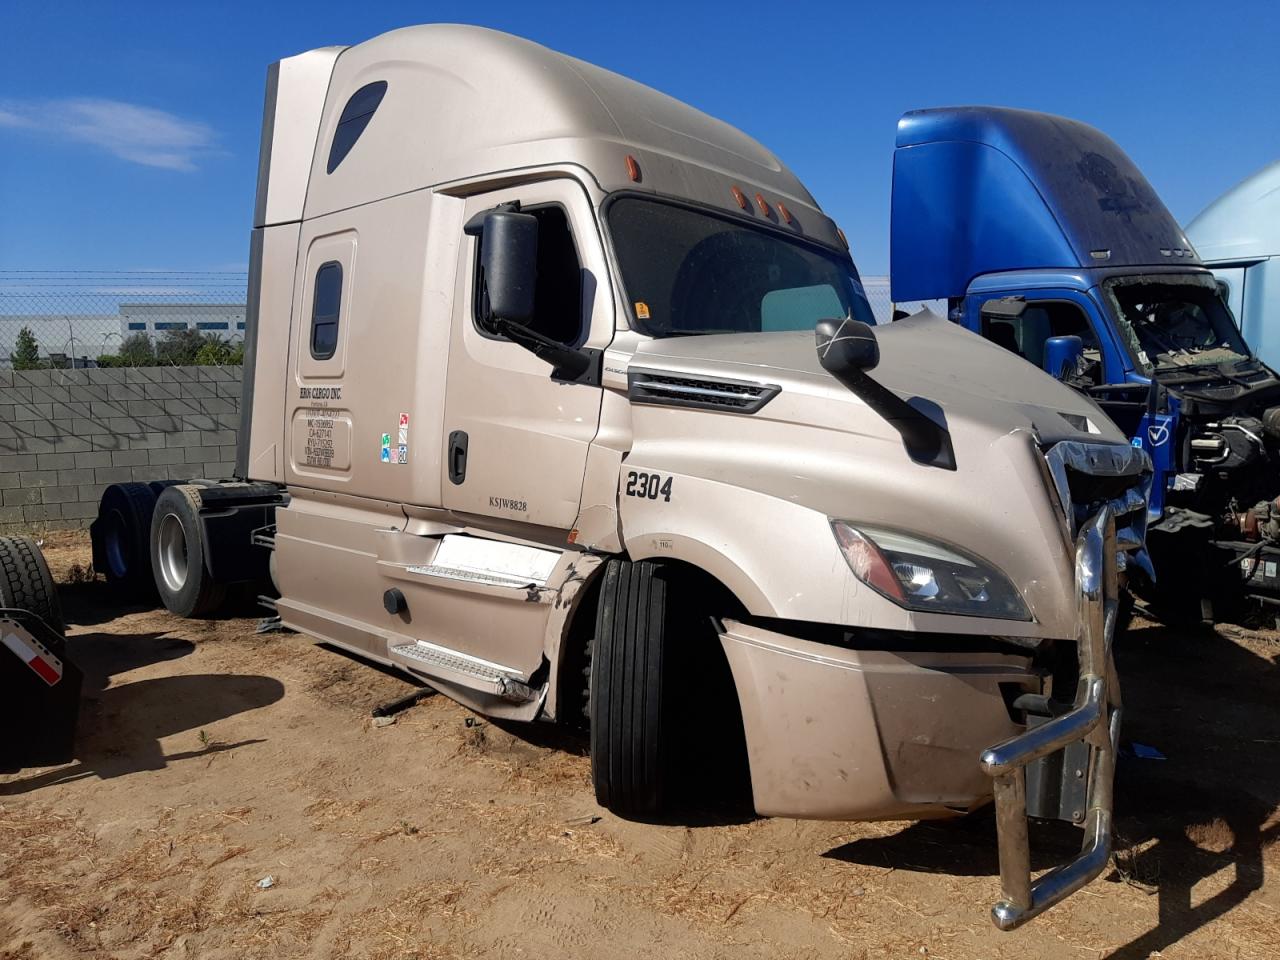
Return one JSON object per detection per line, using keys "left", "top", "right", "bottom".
{"left": 589, "top": 560, "right": 671, "bottom": 817}
{"left": 150, "top": 485, "right": 226, "bottom": 618}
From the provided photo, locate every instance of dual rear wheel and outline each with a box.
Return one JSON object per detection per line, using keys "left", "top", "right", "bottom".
{"left": 149, "top": 484, "right": 226, "bottom": 617}
{"left": 91, "top": 480, "right": 224, "bottom": 616}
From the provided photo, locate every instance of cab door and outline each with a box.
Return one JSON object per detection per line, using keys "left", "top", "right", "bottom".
{"left": 968, "top": 288, "right": 1126, "bottom": 382}
{"left": 285, "top": 230, "right": 358, "bottom": 487}
{"left": 441, "top": 179, "right": 613, "bottom": 533}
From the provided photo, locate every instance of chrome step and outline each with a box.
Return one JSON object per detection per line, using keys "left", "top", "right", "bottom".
{"left": 406, "top": 564, "right": 543, "bottom": 590}
{"left": 389, "top": 640, "right": 536, "bottom": 702}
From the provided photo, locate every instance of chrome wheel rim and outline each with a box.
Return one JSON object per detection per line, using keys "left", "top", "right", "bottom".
{"left": 157, "top": 511, "right": 189, "bottom": 594}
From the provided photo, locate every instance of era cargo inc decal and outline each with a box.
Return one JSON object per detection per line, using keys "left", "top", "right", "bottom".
{"left": 298, "top": 382, "right": 344, "bottom": 468}
{"left": 294, "top": 383, "right": 354, "bottom": 470}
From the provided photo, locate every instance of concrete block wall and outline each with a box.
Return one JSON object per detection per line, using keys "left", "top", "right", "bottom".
{"left": 0, "top": 365, "right": 242, "bottom": 534}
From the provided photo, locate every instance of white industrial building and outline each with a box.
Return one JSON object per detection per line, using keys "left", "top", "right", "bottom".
{"left": 0, "top": 302, "right": 246, "bottom": 368}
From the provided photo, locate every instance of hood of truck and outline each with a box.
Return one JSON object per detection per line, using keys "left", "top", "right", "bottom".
{"left": 890, "top": 106, "right": 1197, "bottom": 303}
{"left": 619, "top": 311, "right": 1139, "bottom": 637}
{"left": 633, "top": 310, "right": 1123, "bottom": 445}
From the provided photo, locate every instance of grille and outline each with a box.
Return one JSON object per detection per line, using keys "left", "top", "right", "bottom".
{"left": 1044, "top": 441, "right": 1153, "bottom": 565}
{"left": 628, "top": 368, "right": 780, "bottom": 414}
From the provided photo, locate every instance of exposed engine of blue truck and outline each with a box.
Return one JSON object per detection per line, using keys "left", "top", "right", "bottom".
{"left": 890, "top": 106, "right": 1280, "bottom": 619}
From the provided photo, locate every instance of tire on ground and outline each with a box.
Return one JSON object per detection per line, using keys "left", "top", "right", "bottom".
{"left": 589, "top": 559, "right": 670, "bottom": 818}
{"left": 92, "top": 482, "right": 160, "bottom": 592}
{"left": 0, "top": 535, "right": 64, "bottom": 632}
{"left": 150, "top": 484, "right": 226, "bottom": 618}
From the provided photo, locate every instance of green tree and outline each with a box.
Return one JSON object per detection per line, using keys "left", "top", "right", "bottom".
{"left": 193, "top": 335, "right": 240, "bottom": 366}
{"left": 156, "top": 328, "right": 205, "bottom": 365}
{"left": 10, "top": 326, "right": 42, "bottom": 370}
{"left": 118, "top": 332, "right": 156, "bottom": 366}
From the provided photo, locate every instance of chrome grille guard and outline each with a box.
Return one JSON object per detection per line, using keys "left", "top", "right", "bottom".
{"left": 979, "top": 506, "right": 1121, "bottom": 930}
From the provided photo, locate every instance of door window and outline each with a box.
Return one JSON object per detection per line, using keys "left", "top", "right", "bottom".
{"left": 473, "top": 205, "right": 585, "bottom": 347}
{"left": 310, "top": 261, "right": 343, "bottom": 360}
{"left": 983, "top": 299, "right": 1098, "bottom": 370}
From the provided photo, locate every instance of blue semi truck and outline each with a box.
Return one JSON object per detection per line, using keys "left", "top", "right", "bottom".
{"left": 890, "top": 107, "right": 1280, "bottom": 620}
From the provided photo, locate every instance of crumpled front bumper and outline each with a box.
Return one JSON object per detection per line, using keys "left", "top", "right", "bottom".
{"left": 979, "top": 507, "right": 1122, "bottom": 930}
{"left": 716, "top": 505, "right": 1127, "bottom": 930}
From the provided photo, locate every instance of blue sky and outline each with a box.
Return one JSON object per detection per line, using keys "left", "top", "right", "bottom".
{"left": 2, "top": 0, "right": 1278, "bottom": 275}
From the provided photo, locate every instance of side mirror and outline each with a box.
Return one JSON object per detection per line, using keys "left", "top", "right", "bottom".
{"left": 815, "top": 318, "right": 879, "bottom": 376}
{"left": 480, "top": 211, "right": 538, "bottom": 324}
{"left": 980, "top": 296, "right": 1027, "bottom": 322}
{"left": 1043, "top": 335, "right": 1084, "bottom": 380}
{"left": 813, "top": 317, "right": 955, "bottom": 470}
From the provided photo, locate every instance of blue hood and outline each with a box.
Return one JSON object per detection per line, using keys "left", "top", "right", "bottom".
{"left": 890, "top": 106, "right": 1197, "bottom": 302}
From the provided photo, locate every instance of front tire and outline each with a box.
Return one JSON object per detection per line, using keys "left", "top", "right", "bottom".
{"left": 589, "top": 559, "right": 669, "bottom": 817}
{"left": 150, "top": 485, "right": 226, "bottom": 618}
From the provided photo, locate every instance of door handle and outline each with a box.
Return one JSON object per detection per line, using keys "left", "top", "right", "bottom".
{"left": 448, "top": 430, "right": 468, "bottom": 485}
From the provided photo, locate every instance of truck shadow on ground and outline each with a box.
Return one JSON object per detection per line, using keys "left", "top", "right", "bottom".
{"left": 57, "top": 581, "right": 159, "bottom": 628}
{"left": 824, "top": 618, "right": 1280, "bottom": 955}
{"left": 0, "top": 615, "right": 283, "bottom": 796}
{"left": 57, "top": 580, "right": 269, "bottom": 628}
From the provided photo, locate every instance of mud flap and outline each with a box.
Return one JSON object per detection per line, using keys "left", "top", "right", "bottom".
{"left": 0, "top": 608, "right": 83, "bottom": 770}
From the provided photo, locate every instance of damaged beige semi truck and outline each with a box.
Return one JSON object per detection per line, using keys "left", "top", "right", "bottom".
{"left": 89, "top": 25, "right": 1152, "bottom": 929}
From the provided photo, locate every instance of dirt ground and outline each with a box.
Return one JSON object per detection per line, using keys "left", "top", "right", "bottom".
{"left": 2, "top": 533, "right": 1278, "bottom": 960}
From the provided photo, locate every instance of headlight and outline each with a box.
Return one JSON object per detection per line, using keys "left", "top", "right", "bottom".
{"left": 831, "top": 521, "right": 1031, "bottom": 621}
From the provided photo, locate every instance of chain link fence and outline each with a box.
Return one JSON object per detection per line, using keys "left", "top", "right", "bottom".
{"left": 0, "top": 271, "right": 250, "bottom": 370}
{"left": 0, "top": 270, "right": 940, "bottom": 370}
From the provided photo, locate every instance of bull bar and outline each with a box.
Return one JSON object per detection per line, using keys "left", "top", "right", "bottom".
{"left": 979, "top": 506, "right": 1121, "bottom": 931}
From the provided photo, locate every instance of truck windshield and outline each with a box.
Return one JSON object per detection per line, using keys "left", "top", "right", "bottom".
{"left": 1103, "top": 274, "right": 1251, "bottom": 372}
{"left": 607, "top": 196, "right": 875, "bottom": 337}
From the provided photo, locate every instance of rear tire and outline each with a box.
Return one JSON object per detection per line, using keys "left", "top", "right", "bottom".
{"left": 0, "top": 536, "right": 64, "bottom": 632}
{"left": 590, "top": 560, "right": 668, "bottom": 817}
{"left": 150, "top": 485, "right": 226, "bottom": 618}
{"left": 91, "top": 482, "right": 159, "bottom": 592}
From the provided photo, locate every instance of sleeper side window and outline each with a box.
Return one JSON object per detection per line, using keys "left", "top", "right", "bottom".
{"left": 310, "top": 261, "right": 343, "bottom": 360}
{"left": 327, "top": 81, "right": 388, "bottom": 174}
{"left": 473, "top": 205, "right": 585, "bottom": 347}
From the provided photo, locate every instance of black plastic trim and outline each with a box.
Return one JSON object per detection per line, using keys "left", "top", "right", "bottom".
{"left": 188, "top": 482, "right": 287, "bottom": 585}
{"left": 448, "top": 431, "right": 469, "bottom": 485}
{"left": 627, "top": 367, "right": 780, "bottom": 414}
